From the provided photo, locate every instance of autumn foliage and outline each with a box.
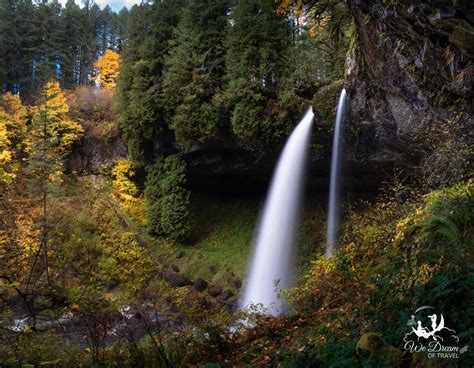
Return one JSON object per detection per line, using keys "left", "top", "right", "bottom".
{"left": 93, "top": 49, "right": 121, "bottom": 89}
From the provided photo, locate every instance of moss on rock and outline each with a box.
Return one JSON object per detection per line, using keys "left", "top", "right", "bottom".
{"left": 356, "top": 333, "right": 402, "bottom": 366}
{"left": 410, "top": 352, "right": 443, "bottom": 368}
{"left": 311, "top": 79, "right": 344, "bottom": 125}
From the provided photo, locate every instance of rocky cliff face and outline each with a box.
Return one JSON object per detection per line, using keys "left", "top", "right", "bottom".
{"left": 344, "top": 0, "right": 473, "bottom": 187}
{"left": 68, "top": 122, "right": 127, "bottom": 175}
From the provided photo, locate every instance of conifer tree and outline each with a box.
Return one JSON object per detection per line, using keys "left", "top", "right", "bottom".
{"left": 116, "top": 0, "right": 183, "bottom": 161}
{"left": 224, "top": 0, "right": 302, "bottom": 149}
{"left": 162, "top": 0, "right": 230, "bottom": 147}
{"left": 32, "top": 0, "right": 64, "bottom": 89}
{"left": 144, "top": 155, "right": 190, "bottom": 241}
{"left": 61, "top": 0, "right": 83, "bottom": 88}
{"left": 26, "top": 82, "right": 83, "bottom": 285}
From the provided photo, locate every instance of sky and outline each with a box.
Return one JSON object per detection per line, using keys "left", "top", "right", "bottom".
{"left": 58, "top": 0, "right": 141, "bottom": 12}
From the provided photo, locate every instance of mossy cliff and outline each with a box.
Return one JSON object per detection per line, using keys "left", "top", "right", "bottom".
{"left": 343, "top": 0, "right": 473, "bottom": 185}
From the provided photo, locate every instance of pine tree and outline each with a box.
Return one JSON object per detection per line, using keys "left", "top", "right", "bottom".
{"left": 162, "top": 0, "right": 230, "bottom": 148}
{"left": 116, "top": 7, "right": 129, "bottom": 52}
{"left": 77, "top": 0, "right": 101, "bottom": 85}
{"left": 144, "top": 155, "right": 190, "bottom": 241}
{"left": 0, "top": 0, "right": 36, "bottom": 95}
{"left": 61, "top": 0, "right": 82, "bottom": 88}
{"left": 26, "top": 81, "right": 83, "bottom": 285}
{"left": 224, "top": 0, "right": 302, "bottom": 149}
{"left": 32, "top": 0, "right": 64, "bottom": 90}
{"left": 116, "top": 0, "right": 183, "bottom": 161}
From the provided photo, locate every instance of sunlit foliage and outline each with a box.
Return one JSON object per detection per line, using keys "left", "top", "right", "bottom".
{"left": 93, "top": 49, "right": 121, "bottom": 89}
{"left": 111, "top": 159, "right": 146, "bottom": 225}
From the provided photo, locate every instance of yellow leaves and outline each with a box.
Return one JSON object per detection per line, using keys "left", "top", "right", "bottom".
{"left": 111, "top": 159, "right": 146, "bottom": 225}
{"left": 45, "top": 81, "right": 70, "bottom": 116}
{"left": 1, "top": 92, "right": 28, "bottom": 141}
{"left": 0, "top": 92, "right": 28, "bottom": 183}
{"left": 93, "top": 49, "right": 121, "bottom": 89}
{"left": 0, "top": 120, "right": 12, "bottom": 165}
{"left": 112, "top": 159, "right": 140, "bottom": 198}
{"left": 40, "top": 82, "right": 84, "bottom": 155}
{"left": 28, "top": 81, "right": 84, "bottom": 164}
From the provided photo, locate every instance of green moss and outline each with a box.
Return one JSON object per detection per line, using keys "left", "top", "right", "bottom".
{"left": 311, "top": 80, "right": 344, "bottom": 125}
{"left": 356, "top": 333, "right": 402, "bottom": 366}
{"left": 396, "top": 180, "right": 474, "bottom": 262}
{"left": 173, "top": 195, "right": 259, "bottom": 289}
{"left": 166, "top": 194, "right": 325, "bottom": 290}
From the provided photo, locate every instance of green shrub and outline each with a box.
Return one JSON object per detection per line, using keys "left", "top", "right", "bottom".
{"left": 145, "top": 155, "right": 190, "bottom": 241}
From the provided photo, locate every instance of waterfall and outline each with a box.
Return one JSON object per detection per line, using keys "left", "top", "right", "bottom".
{"left": 240, "top": 108, "right": 314, "bottom": 315}
{"left": 325, "top": 89, "right": 347, "bottom": 257}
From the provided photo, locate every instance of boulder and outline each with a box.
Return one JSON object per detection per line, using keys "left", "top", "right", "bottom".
{"left": 193, "top": 278, "right": 208, "bottom": 292}
{"left": 356, "top": 333, "right": 402, "bottom": 366}
{"left": 171, "top": 264, "right": 180, "bottom": 273}
{"left": 164, "top": 273, "right": 193, "bottom": 288}
{"left": 220, "top": 290, "right": 234, "bottom": 301}
{"left": 207, "top": 285, "right": 223, "bottom": 297}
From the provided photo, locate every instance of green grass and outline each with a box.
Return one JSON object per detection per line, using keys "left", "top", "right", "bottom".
{"left": 170, "top": 193, "right": 327, "bottom": 290}
{"left": 175, "top": 194, "right": 261, "bottom": 289}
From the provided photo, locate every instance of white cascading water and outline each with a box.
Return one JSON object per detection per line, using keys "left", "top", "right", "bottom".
{"left": 325, "top": 89, "right": 347, "bottom": 257}
{"left": 240, "top": 108, "right": 314, "bottom": 315}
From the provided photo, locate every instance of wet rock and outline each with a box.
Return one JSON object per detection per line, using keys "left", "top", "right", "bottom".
{"left": 220, "top": 290, "right": 234, "bottom": 301}
{"left": 193, "top": 278, "right": 208, "bottom": 292}
{"left": 207, "top": 285, "right": 223, "bottom": 297}
{"left": 164, "top": 273, "right": 193, "bottom": 288}
{"left": 171, "top": 264, "right": 180, "bottom": 273}
{"left": 311, "top": 80, "right": 344, "bottom": 124}
{"left": 67, "top": 124, "right": 127, "bottom": 174}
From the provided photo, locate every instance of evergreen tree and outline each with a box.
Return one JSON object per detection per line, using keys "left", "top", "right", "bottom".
{"left": 77, "top": 0, "right": 101, "bottom": 84}
{"left": 116, "top": 7, "right": 129, "bottom": 52}
{"left": 225, "top": 0, "right": 303, "bottom": 149}
{"left": 61, "top": 0, "right": 82, "bottom": 88}
{"left": 116, "top": 0, "right": 183, "bottom": 161}
{"left": 162, "top": 0, "right": 230, "bottom": 148}
{"left": 0, "top": 0, "right": 128, "bottom": 95}
{"left": 26, "top": 81, "right": 83, "bottom": 285}
{"left": 0, "top": 0, "right": 36, "bottom": 95}
{"left": 32, "top": 0, "right": 64, "bottom": 90}
{"left": 144, "top": 155, "right": 190, "bottom": 241}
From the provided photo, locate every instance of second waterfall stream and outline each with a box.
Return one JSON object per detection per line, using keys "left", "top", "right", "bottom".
{"left": 240, "top": 108, "right": 314, "bottom": 315}
{"left": 326, "top": 88, "right": 347, "bottom": 256}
